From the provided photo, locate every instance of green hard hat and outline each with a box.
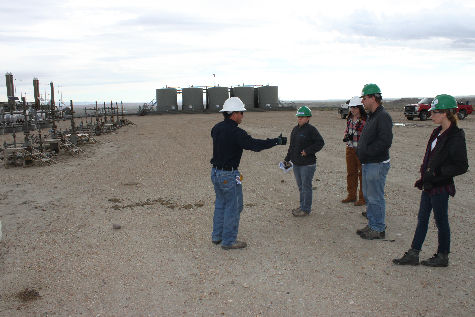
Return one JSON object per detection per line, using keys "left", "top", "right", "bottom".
{"left": 430, "top": 94, "right": 457, "bottom": 111}
{"left": 360, "top": 83, "right": 382, "bottom": 97}
{"left": 296, "top": 106, "right": 312, "bottom": 117}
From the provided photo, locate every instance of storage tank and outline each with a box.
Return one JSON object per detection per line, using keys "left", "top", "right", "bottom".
{"left": 207, "top": 87, "right": 228, "bottom": 110}
{"left": 232, "top": 86, "right": 255, "bottom": 109}
{"left": 182, "top": 87, "right": 203, "bottom": 110}
{"left": 156, "top": 88, "right": 177, "bottom": 111}
{"left": 5, "top": 73, "right": 13, "bottom": 97}
{"left": 33, "top": 78, "right": 40, "bottom": 108}
{"left": 258, "top": 86, "right": 279, "bottom": 108}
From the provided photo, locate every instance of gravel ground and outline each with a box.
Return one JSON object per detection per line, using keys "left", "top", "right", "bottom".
{"left": 0, "top": 109, "right": 474, "bottom": 316}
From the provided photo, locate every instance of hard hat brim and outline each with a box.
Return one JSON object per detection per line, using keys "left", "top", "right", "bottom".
{"left": 219, "top": 108, "right": 247, "bottom": 112}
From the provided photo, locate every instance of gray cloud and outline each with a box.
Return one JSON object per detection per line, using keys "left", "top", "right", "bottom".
{"left": 0, "top": 0, "right": 63, "bottom": 25}
{"left": 119, "top": 11, "right": 221, "bottom": 30}
{"left": 319, "top": 3, "right": 475, "bottom": 50}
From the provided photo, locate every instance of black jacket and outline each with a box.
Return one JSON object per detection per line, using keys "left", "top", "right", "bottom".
{"left": 210, "top": 118, "right": 279, "bottom": 169}
{"left": 284, "top": 122, "right": 325, "bottom": 166}
{"left": 421, "top": 125, "right": 468, "bottom": 190}
{"left": 356, "top": 105, "right": 393, "bottom": 164}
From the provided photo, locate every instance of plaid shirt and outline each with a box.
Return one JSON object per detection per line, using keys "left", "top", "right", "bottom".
{"left": 345, "top": 116, "right": 366, "bottom": 148}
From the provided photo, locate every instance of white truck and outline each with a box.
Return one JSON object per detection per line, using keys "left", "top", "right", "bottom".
{"left": 338, "top": 100, "right": 350, "bottom": 119}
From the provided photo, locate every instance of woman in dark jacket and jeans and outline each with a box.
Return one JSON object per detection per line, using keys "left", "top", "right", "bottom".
{"left": 283, "top": 106, "right": 325, "bottom": 217}
{"left": 393, "top": 94, "right": 468, "bottom": 267}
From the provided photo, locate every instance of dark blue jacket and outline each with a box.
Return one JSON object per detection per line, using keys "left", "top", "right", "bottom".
{"left": 210, "top": 118, "right": 279, "bottom": 169}
{"left": 356, "top": 105, "right": 393, "bottom": 164}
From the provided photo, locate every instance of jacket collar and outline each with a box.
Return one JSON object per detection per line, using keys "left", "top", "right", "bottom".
{"left": 225, "top": 118, "right": 238, "bottom": 126}
{"left": 368, "top": 104, "right": 384, "bottom": 116}
{"left": 446, "top": 124, "right": 464, "bottom": 138}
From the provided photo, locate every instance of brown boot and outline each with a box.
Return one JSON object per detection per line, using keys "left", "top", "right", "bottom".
{"left": 292, "top": 208, "right": 310, "bottom": 217}
{"left": 354, "top": 198, "right": 366, "bottom": 206}
{"left": 341, "top": 196, "right": 357, "bottom": 203}
{"left": 221, "top": 241, "right": 247, "bottom": 250}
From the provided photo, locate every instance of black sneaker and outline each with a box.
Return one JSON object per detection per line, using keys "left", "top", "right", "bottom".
{"left": 356, "top": 225, "right": 371, "bottom": 235}
{"left": 421, "top": 253, "right": 449, "bottom": 267}
{"left": 360, "top": 228, "right": 385, "bottom": 240}
{"left": 393, "top": 249, "right": 420, "bottom": 265}
{"left": 362, "top": 211, "right": 368, "bottom": 219}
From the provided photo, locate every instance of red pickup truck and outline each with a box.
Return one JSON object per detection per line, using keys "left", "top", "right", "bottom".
{"left": 404, "top": 98, "right": 473, "bottom": 121}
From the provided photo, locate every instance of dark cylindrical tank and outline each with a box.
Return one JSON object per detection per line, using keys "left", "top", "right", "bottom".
{"left": 258, "top": 86, "right": 279, "bottom": 108}
{"left": 182, "top": 87, "right": 203, "bottom": 110}
{"left": 33, "top": 78, "right": 40, "bottom": 108}
{"left": 207, "top": 87, "right": 228, "bottom": 110}
{"left": 5, "top": 73, "right": 13, "bottom": 97}
{"left": 156, "top": 88, "right": 177, "bottom": 111}
{"left": 232, "top": 86, "right": 255, "bottom": 109}
{"left": 50, "top": 82, "right": 55, "bottom": 107}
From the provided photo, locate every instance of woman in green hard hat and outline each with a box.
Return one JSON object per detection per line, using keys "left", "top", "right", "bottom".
{"left": 393, "top": 94, "right": 468, "bottom": 267}
{"left": 283, "top": 106, "right": 325, "bottom": 217}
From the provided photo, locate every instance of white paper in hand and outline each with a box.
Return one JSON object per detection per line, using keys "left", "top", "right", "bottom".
{"left": 279, "top": 161, "right": 293, "bottom": 173}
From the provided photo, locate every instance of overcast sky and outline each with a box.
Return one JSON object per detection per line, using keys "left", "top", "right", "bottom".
{"left": 1, "top": 0, "right": 474, "bottom": 103}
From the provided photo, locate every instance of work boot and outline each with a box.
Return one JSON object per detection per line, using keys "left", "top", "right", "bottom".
{"left": 356, "top": 225, "right": 371, "bottom": 236}
{"left": 354, "top": 198, "right": 366, "bottom": 206}
{"left": 360, "top": 228, "right": 385, "bottom": 240}
{"left": 341, "top": 196, "right": 357, "bottom": 203}
{"left": 392, "top": 249, "right": 420, "bottom": 265}
{"left": 421, "top": 253, "right": 449, "bottom": 267}
{"left": 221, "top": 241, "right": 247, "bottom": 250}
{"left": 212, "top": 239, "right": 222, "bottom": 245}
{"left": 292, "top": 208, "right": 310, "bottom": 217}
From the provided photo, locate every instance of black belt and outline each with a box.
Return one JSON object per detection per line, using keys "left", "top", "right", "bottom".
{"left": 213, "top": 165, "right": 236, "bottom": 171}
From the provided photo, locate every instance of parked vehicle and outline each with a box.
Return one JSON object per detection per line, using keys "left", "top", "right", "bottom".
{"left": 404, "top": 98, "right": 473, "bottom": 121}
{"left": 456, "top": 101, "right": 473, "bottom": 120}
{"left": 338, "top": 100, "right": 350, "bottom": 119}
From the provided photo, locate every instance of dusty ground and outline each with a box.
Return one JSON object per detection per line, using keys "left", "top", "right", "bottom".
{"left": 0, "top": 109, "right": 474, "bottom": 316}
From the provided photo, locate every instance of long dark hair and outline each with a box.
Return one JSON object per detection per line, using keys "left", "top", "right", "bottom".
{"left": 349, "top": 104, "right": 367, "bottom": 120}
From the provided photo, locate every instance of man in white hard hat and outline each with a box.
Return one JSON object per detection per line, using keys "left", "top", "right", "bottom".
{"left": 210, "top": 97, "right": 287, "bottom": 250}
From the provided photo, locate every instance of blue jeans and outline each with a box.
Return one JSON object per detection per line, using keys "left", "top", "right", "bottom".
{"left": 362, "top": 162, "right": 390, "bottom": 232}
{"left": 211, "top": 168, "right": 243, "bottom": 247}
{"left": 411, "top": 190, "right": 450, "bottom": 254}
{"left": 293, "top": 164, "right": 316, "bottom": 213}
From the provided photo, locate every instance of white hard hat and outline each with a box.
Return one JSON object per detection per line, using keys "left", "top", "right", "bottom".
{"left": 348, "top": 96, "right": 363, "bottom": 107}
{"left": 220, "top": 97, "right": 247, "bottom": 113}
